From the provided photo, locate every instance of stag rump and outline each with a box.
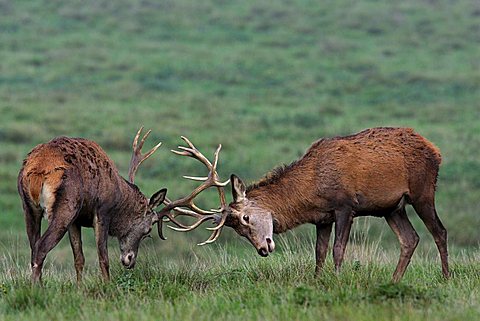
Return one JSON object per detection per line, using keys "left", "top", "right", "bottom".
{"left": 18, "top": 127, "right": 166, "bottom": 283}
{"left": 173, "top": 127, "right": 449, "bottom": 283}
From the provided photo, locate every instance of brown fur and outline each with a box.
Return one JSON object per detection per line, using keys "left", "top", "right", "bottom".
{"left": 229, "top": 127, "right": 448, "bottom": 282}
{"left": 247, "top": 127, "right": 441, "bottom": 230}
{"left": 18, "top": 136, "right": 165, "bottom": 283}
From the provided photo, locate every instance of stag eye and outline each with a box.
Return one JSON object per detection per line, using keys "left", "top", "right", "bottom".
{"left": 243, "top": 215, "right": 249, "bottom": 223}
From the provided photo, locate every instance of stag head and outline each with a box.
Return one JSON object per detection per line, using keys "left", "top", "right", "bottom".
{"left": 222, "top": 174, "right": 275, "bottom": 257}
{"left": 159, "top": 138, "right": 274, "bottom": 257}
{"left": 119, "top": 127, "right": 167, "bottom": 269}
{"left": 118, "top": 188, "right": 166, "bottom": 268}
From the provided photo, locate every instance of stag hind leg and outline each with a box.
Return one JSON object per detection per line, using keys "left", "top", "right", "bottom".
{"left": 412, "top": 197, "right": 449, "bottom": 279}
{"left": 385, "top": 207, "right": 419, "bottom": 282}
{"left": 31, "top": 180, "right": 82, "bottom": 283}
{"left": 18, "top": 186, "right": 43, "bottom": 265}
{"left": 23, "top": 205, "right": 42, "bottom": 265}
{"left": 32, "top": 207, "right": 81, "bottom": 283}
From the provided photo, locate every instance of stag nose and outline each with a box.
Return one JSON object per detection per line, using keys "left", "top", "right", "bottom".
{"left": 258, "top": 247, "right": 269, "bottom": 257}
{"left": 266, "top": 237, "right": 275, "bottom": 253}
{"left": 121, "top": 252, "right": 136, "bottom": 269}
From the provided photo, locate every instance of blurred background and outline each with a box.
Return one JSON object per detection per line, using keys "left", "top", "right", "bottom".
{"left": 0, "top": 0, "right": 479, "bottom": 270}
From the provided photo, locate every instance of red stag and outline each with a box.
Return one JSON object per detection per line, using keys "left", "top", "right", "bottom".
{"left": 17, "top": 128, "right": 167, "bottom": 283}
{"left": 170, "top": 127, "right": 449, "bottom": 283}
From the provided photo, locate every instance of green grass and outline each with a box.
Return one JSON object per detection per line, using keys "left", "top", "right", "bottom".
{"left": 1, "top": 239, "right": 479, "bottom": 321}
{"left": 0, "top": 0, "right": 479, "bottom": 319}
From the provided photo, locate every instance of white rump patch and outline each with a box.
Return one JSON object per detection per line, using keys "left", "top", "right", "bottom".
{"left": 40, "top": 183, "right": 55, "bottom": 220}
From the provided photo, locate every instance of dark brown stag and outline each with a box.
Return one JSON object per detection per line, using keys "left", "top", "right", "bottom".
{"left": 170, "top": 127, "right": 449, "bottom": 283}
{"left": 17, "top": 128, "right": 167, "bottom": 283}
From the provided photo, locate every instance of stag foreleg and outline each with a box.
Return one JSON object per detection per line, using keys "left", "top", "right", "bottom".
{"left": 333, "top": 208, "right": 354, "bottom": 273}
{"left": 68, "top": 223, "right": 85, "bottom": 284}
{"left": 94, "top": 215, "right": 110, "bottom": 281}
{"left": 315, "top": 222, "right": 333, "bottom": 277}
{"left": 385, "top": 207, "right": 419, "bottom": 283}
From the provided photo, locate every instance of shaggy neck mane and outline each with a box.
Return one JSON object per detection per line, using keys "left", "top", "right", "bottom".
{"left": 108, "top": 178, "right": 147, "bottom": 237}
{"left": 246, "top": 158, "right": 317, "bottom": 233}
{"left": 246, "top": 160, "right": 300, "bottom": 193}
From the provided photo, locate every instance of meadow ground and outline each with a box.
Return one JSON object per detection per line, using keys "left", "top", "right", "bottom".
{"left": 1, "top": 237, "right": 480, "bottom": 321}
{"left": 0, "top": 0, "right": 479, "bottom": 320}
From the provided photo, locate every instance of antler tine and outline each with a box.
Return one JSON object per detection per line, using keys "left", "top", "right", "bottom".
{"left": 157, "top": 212, "right": 194, "bottom": 240}
{"left": 178, "top": 136, "right": 212, "bottom": 167}
{"left": 128, "top": 126, "right": 162, "bottom": 184}
{"left": 157, "top": 199, "right": 208, "bottom": 240}
{"left": 171, "top": 149, "right": 191, "bottom": 157}
{"left": 183, "top": 175, "right": 208, "bottom": 181}
{"left": 163, "top": 197, "right": 208, "bottom": 221}
{"left": 169, "top": 202, "right": 206, "bottom": 218}
{"left": 156, "top": 136, "right": 229, "bottom": 244}
{"left": 190, "top": 203, "right": 215, "bottom": 215}
{"left": 212, "top": 144, "right": 221, "bottom": 170}
{"left": 167, "top": 215, "right": 215, "bottom": 232}
{"left": 180, "top": 136, "right": 203, "bottom": 156}
{"left": 198, "top": 228, "right": 221, "bottom": 246}
{"left": 213, "top": 147, "right": 228, "bottom": 211}
{"left": 136, "top": 127, "right": 151, "bottom": 150}
{"left": 132, "top": 126, "right": 144, "bottom": 150}
{"left": 206, "top": 213, "right": 227, "bottom": 231}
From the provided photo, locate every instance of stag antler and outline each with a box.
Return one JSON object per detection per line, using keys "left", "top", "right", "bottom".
{"left": 156, "top": 136, "right": 229, "bottom": 245}
{"left": 128, "top": 126, "right": 162, "bottom": 184}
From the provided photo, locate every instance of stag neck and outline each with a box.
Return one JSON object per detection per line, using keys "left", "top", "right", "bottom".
{"left": 107, "top": 177, "right": 148, "bottom": 237}
{"left": 247, "top": 181, "right": 317, "bottom": 234}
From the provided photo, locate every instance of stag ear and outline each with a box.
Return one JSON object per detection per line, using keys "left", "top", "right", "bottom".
{"left": 231, "top": 174, "right": 246, "bottom": 203}
{"left": 149, "top": 188, "right": 167, "bottom": 209}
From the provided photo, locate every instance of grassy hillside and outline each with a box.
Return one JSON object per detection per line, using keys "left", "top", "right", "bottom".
{"left": 0, "top": 0, "right": 479, "bottom": 320}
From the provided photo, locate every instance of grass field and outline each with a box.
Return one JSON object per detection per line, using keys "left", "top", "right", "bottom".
{"left": 0, "top": 0, "right": 479, "bottom": 320}
{"left": 1, "top": 241, "right": 480, "bottom": 321}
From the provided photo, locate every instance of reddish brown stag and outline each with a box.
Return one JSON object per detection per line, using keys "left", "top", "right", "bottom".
{"left": 170, "top": 127, "right": 449, "bottom": 283}
{"left": 17, "top": 127, "right": 167, "bottom": 283}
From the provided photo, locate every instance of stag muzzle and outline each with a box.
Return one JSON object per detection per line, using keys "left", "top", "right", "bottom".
{"left": 257, "top": 237, "right": 275, "bottom": 257}
{"left": 120, "top": 251, "right": 136, "bottom": 269}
